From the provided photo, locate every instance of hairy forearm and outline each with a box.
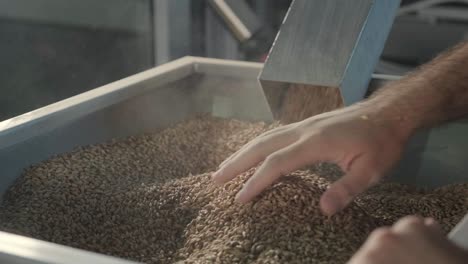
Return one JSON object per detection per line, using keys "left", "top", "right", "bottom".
{"left": 366, "top": 42, "right": 468, "bottom": 141}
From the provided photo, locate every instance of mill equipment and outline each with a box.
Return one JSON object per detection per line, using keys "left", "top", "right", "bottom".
{"left": 0, "top": 0, "right": 466, "bottom": 263}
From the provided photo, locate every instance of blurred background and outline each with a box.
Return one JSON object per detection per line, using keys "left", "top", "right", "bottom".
{"left": 0, "top": 0, "right": 467, "bottom": 121}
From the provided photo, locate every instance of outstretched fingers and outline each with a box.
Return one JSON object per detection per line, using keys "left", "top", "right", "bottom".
{"left": 219, "top": 125, "right": 292, "bottom": 168}
{"left": 212, "top": 128, "right": 298, "bottom": 185}
{"left": 236, "top": 139, "right": 328, "bottom": 203}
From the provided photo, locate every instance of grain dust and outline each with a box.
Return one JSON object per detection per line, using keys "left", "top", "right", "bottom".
{"left": 279, "top": 84, "right": 344, "bottom": 124}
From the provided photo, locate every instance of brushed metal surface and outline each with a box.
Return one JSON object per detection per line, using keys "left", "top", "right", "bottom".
{"left": 340, "top": 0, "right": 401, "bottom": 104}
{"left": 449, "top": 213, "right": 468, "bottom": 250}
{"left": 261, "top": 0, "right": 371, "bottom": 86}
{"left": 0, "top": 231, "right": 139, "bottom": 264}
{"left": 260, "top": 0, "right": 400, "bottom": 106}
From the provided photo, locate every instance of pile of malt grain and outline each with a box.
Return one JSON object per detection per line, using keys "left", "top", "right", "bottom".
{"left": 356, "top": 183, "right": 468, "bottom": 233}
{"left": 175, "top": 170, "right": 380, "bottom": 263}
{"left": 0, "top": 116, "right": 466, "bottom": 264}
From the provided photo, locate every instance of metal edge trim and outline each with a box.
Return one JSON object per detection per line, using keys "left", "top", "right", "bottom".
{"left": 190, "top": 57, "right": 398, "bottom": 81}
{"left": 340, "top": 0, "right": 401, "bottom": 105}
{"left": 193, "top": 57, "right": 263, "bottom": 79}
{"left": 0, "top": 231, "right": 138, "bottom": 264}
{"left": 448, "top": 213, "right": 468, "bottom": 249}
{"left": 0, "top": 56, "right": 196, "bottom": 149}
{"left": 0, "top": 56, "right": 397, "bottom": 150}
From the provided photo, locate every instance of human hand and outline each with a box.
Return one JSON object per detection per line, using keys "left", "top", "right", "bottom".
{"left": 212, "top": 103, "right": 410, "bottom": 215}
{"left": 348, "top": 216, "right": 468, "bottom": 264}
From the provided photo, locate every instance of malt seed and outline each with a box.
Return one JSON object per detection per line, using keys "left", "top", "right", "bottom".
{"left": 0, "top": 116, "right": 465, "bottom": 264}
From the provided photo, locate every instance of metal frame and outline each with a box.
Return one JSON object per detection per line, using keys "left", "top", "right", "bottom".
{"left": 0, "top": 231, "right": 138, "bottom": 264}
{"left": 152, "top": 0, "right": 171, "bottom": 65}
{"left": 151, "top": 0, "right": 193, "bottom": 65}
{"left": 450, "top": 214, "right": 468, "bottom": 250}
{"left": 398, "top": 0, "right": 468, "bottom": 17}
{"left": 260, "top": 0, "right": 401, "bottom": 106}
{"left": 0, "top": 57, "right": 270, "bottom": 198}
{"left": 0, "top": 57, "right": 267, "bottom": 263}
{"left": 205, "top": 5, "right": 243, "bottom": 60}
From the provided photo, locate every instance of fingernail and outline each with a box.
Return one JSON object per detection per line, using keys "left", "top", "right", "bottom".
{"left": 424, "top": 217, "right": 436, "bottom": 226}
{"left": 235, "top": 189, "right": 247, "bottom": 203}
{"left": 220, "top": 156, "right": 233, "bottom": 167}
{"left": 212, "top": 170, "right": 220, "bottom": 179}
{"left": 219, "top": 160, "right": 228, "bottom": 168}
{"left": 211, "top": 170, "right": 224, "bottom": 186}
{"left": 320, "top": 192, "right": 342, "bottom": 216}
